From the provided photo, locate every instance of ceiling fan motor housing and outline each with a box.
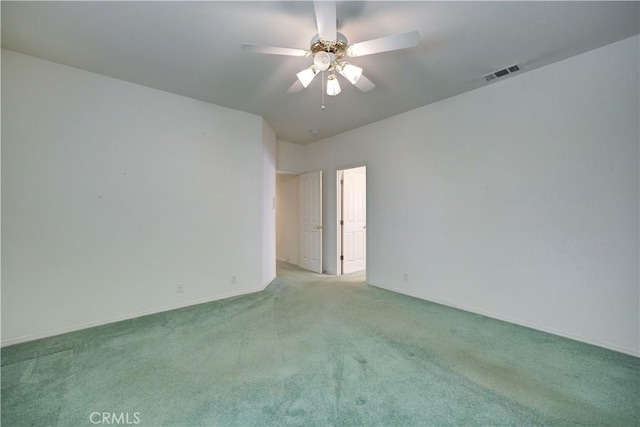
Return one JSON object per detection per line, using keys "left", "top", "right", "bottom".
{"left": 310, "top": 32, "right": 349, "bottom": 61}
{"left": 309, "top": 32, "right": 348, "bottom": 73}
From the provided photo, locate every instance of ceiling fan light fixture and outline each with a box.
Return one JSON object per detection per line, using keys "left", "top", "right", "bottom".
{"left": 313, "top": 51, "right": 334, "bottom": 71}
{"left": 326, "top": 73, "right": 341, "bottom": 96}
{"left": 297, "top": 67, "right": 318, "bottom": 88}
{"left": 338, "top": 63, "right": 363, "bottom": 84}
{"left": 242, "top": 2, "right": 418, "bottom": 103}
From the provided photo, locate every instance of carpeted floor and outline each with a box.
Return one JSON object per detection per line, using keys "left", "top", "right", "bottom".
{"left": 2, "top": 262, "right": 639, "bottom": 426}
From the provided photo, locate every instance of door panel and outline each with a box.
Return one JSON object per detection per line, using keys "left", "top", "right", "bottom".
{"left": 342, "top": 167, "right": 366, "bottom": 274}
{"left": 298, "top": 171, "right": 322, "bottom": 273}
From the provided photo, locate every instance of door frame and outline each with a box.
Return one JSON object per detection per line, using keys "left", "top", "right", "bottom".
{"left": 336, "top": 164, "right": 367, "bottom": 276}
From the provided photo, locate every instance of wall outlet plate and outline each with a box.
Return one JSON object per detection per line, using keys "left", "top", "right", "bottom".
{"left": 177, "top": 283, "right": 184, "bottom": 293}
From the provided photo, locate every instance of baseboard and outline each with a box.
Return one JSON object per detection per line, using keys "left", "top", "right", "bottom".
{"left": 368, "top": 282, "right": 639, "bottom": 358}
{"left": 1, "top": 286, "right": 267, "bottom": 348}
{"left": 263, "top": 274, "right": 277, "bottom": 288}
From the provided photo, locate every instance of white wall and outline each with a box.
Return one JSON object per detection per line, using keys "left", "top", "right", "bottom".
{"left": 277, "top": 140, "right": 306, "bottom": 174}
{"left": 304, "top": 36, "right": 640, "bottom": 356}
{"left": 1, "top": 50, "right": 274, "bottom": 345}
{"left": 276, "top": 174, "right": 299, "bottom": 264}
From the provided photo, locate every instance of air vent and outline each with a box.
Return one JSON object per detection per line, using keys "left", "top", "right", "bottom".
{"left": 494, "top": 68, "right": 509, "bottom": 78}
{"left": 484, "top": 63, "right": 521, "bottom": 82}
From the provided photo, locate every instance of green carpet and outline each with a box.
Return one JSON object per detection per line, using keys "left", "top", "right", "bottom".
{"left": 2, "top": 262, "right": 638, "bottom": 426}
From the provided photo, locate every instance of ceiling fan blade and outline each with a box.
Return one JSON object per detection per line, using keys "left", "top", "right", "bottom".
{"left": 313, "top": 1, "right": 337, "bottom": 42}
{"left": 241, "top": 43, "right": 308, "bottom": 57}
{"left": 347, "top": 31, "right": 420, "bottom": 57}
{"left": 287, "top": 80, "right": 304, "bottom": 93}
{"left": 354, "top": 75, "right": 375, "bottom": 92}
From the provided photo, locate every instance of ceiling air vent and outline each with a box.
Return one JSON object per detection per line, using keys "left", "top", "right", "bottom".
{"left": 484, "top": 63, "right": 521, "bottom": 82}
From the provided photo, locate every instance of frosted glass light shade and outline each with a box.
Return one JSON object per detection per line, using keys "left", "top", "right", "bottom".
{"left": 313, "top": 51, "right": 332, "bottom": 71}
{"left": 326, "top": 74, "right": 341, "bottom": 96}
{"left": 296, "top": 67, "right": 318, "bottom": 88}
{"left": 339, "top": 63, "right": 363, "bottom": 84}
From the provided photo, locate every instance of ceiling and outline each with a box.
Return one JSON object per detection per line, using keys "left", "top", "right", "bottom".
{"left": 2, "top": 1, "right": 638, "bottom": 144}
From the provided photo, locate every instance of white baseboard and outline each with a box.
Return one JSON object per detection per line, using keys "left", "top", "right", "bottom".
{"left": 368, "top": 282, "right": 639, "bottom": 358}
{"left": 263, "top": 274, "right": 277, "bottom": 287}
{"left": 1, "top": 286, "right": 267, "bottom": 348}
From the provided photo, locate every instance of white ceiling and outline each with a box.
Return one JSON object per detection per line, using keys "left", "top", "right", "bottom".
{"left": 2, "top": 1, "right": 638, "bottom": 144}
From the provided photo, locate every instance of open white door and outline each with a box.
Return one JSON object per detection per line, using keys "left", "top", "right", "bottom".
{"left": 341, "top": 167, "right": 366, "bottom": 274}
{"left": 298, "top": 171, "right": 322, "bottom": 273}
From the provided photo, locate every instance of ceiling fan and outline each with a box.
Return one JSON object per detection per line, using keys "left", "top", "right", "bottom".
{"left": 241, "top": 1, "right": 419, "bottom": 105}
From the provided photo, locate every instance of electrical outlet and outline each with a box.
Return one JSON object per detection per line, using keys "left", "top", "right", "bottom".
{"left": 403, "top": 273, "right": 409, "bottom": 281}
{"left": 231, "top": 275, "right": 237, "bottom": 284}
{"left": 177, "top": 283, "right": 184, "bottom": 293}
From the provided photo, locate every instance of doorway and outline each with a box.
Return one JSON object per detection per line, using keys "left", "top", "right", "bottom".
{"left": 337, "top": 166, "right": 366, "bottom": 275}
{"left": 276, "top": 171, "right": 323, "bottom": 274}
